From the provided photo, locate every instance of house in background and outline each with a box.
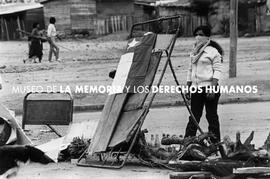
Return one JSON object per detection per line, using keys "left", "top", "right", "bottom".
{"left": 134, "top": 0, "right": 207, "bottom": 36}
{"left": 157, "top": 0, "right": 207, "bottom": 36}
{"left": 135, "top": 0, "right": 270, "bottom": 36}
{"left": 40, "top": 0, "right": 135, "bottom": 36}
{"left": 0, "top": 1, "right": 44, "bottom": 40}
{"left": 209, "top": 0, "right": 270, "bottom": 35}
{"left": 134, "top": 0, "right": 156, "bottom": 21}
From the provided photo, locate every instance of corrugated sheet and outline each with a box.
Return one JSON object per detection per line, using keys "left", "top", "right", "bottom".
{"left": 0, "top": 3, "right": 43, "bottom": 15}
{"left": 157, "top": 0, "right": 191, "bottom": 7}
{"left": 135, "top": 0, "right": 191, "bottom": 7}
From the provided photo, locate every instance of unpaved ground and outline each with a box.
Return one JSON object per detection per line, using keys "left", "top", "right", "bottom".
{"left": 12, "top": 102, "right": 270, "bottom": 179}
{"left": 0, "top": 33, "right": 270, "bottom": 113}
{"left": 1, "top": 34, "right": 270, "bottom": 178}
{"left": 17, "top": 163, "right": 170, "bottom": 179}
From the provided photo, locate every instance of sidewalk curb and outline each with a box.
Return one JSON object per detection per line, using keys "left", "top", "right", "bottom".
{"left": 14, "top": 96, "right": 270, "bottom": 115}
{"left": 72, "top": 95, "right": 270, "bottom": 112}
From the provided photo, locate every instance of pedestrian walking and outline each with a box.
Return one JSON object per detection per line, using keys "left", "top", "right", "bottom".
{"left": 47, "top": 17, "right": 60, "bottom": 62}
{"left": 184, "top": 25, "right": 224, "bottom": 143}
{"left": 24, "top": 22, "right": 43, "bottom": 63}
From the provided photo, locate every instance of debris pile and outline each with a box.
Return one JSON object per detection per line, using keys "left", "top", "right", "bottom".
{"left": 58, "top": 137, "right": 91, "bottom": 161}
{"left": 131, "top": 130, "right": 270, "bottom": 178}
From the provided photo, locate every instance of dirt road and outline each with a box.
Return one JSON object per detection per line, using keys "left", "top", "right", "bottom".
{"left": 0, "top": 34, "right": 270, "bottom": 112}
{"left": 15, "top": 101, "right": 270, "bottom": 179}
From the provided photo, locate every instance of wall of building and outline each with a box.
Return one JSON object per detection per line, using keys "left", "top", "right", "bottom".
{"left": 256, "top": 4, "right": 270, "bottom": 32}
{"left": 42, "top": 0, "right": 71, "bottom": 33}
{"left": 208, "top": 1, "right": 229, "bottom": 35}
{"left": 158, "top": 6, "right": 207, "bottom": 36}
{"left": 96, "top": 0, "right": 134, "bottom": 18}
{"left": 95, "top": 0, "right": 135, "bottom": 35}
{"left": 0, "top": 8, "right": 44, "bottom": 40}
{"left": 69, "top": 0, "right": 96, "bottom": 33}
{"left": 209, "top": 1, "right": 270, "bottom": 35}
{"left": 25, "top": 7, "right": 44, "bottom": 32}
{"left": 0, "top": 0, "right": 40, "bottom": 4}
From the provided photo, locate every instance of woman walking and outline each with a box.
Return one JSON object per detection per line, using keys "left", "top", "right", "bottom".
{"left": 26, "top": 22, "right": 43, "bottom": 63}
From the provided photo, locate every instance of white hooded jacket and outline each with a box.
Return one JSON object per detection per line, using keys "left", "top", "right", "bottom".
{"left": 187, "top": 46, "right": 222, "bottom": 87}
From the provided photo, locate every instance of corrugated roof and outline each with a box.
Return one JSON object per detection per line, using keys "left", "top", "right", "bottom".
{"left": 39, "top": 0, "right": 53, "bottom": 4}
{"left": 0, "top": 3, "right": 43, "bottom": 15}
{"left": 135, "top": 0, "right": 156, "bottom": 6}
{"left": 135, "top": 0, "right": 156, "bottom": 3}
{"left": 135, "top": 0, "right": 191, "bottom": 7}
{"left": 157, "top": 0, "right": 191, "bottom": 7}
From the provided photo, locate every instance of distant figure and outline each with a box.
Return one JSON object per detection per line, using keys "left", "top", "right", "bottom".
{"left": 24, "top": 22, "right": 43, "bottom": 63}
{"left": 47, "top": 17, "right": 60, "bottom": 62}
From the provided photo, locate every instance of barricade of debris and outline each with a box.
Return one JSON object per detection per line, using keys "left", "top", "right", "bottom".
{"left": 130, "top": 130, "right": 270, "bottom": 179}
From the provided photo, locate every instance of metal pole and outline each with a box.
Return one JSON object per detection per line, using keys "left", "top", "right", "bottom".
{"left": 229, "top": 0, "right": 238, "bottom": 78}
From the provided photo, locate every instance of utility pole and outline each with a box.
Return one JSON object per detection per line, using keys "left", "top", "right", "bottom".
{"left": 229, "top": 0, "right": 238, "bottom": 78}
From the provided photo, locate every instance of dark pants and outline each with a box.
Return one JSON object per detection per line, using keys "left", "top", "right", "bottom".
{"left": 184, "top": 87, "right": 221, "bottom": 142}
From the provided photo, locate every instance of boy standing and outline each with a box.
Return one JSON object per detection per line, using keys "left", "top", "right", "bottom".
{"left": 47, "top": 17, "right": 60, "bottom": 62}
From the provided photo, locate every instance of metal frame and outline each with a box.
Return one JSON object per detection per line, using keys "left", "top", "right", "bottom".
{"left": 22, "top": 92, "right": 73, "bottom": 137}
{"left": 77, "top": 15, "right": 183, "bottom": 169}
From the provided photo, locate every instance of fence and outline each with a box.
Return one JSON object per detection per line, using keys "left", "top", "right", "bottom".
{"left": 95, "top": 15, "right": 147, "bottom": 35}
{"left": 95, "top": 14, "right": 207, "bottom": 37}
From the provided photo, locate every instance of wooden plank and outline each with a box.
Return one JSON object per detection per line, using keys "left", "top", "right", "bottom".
{"left": 1, "top": 17, "right": 4, "bottom": 40}
{"left": 105, "top": 18, "right": 109, "bottom": 34}
{"left": 234, "top": 167, "right": 270, "bottom": 174}
{"left": 229, "top": 0, "right": 238, "bottom": 78}
{"left": 17, "top": 16, "right": 22, "bottom": 39}
{"left": 88, "top": 94, "right": 116, "bottom": 154}
{"left": 108, "top": 108, "right": 145, "bottom": 147}
{"left": 114, "top": 16, "right": 117, "bottom": 32}
{"left": 117, "top": 16, "right": 120, "bottom": 31}
{"left": 93, "top": 93, "right": 128, "bottom": 153}
{"left": 102, "top": 19, "right": 105, "bottom": 35}
{"left": 123, "top": 16, "right": 127, "bottom": 31}
{"left": 4, "top": 18, "right": 9, "bottom": 40}
{"left": 110, "top": 16, "right": 114, "bottom": 33}
{"left": 170, "top": 171, "right": 212, "bottom": 179}
{"left": 113, "top": 16, "right": 117, "bottom": 32}
{"left": 89, "top": 93, "right": 128, "bottom": 153}
{"left": 95, "top": 93, "right": 128, "bottom": 152}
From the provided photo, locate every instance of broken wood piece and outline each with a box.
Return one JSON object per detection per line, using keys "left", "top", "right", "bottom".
{"left": 243, "top": 131, "right": 254, "bottom": 146}
{"left": 262, "top": 132, "right": 270, "bottom": 152}
{"left": 234, "top": 131, "right": 242, "bottom": 151}
{"left": 233, "top": 167, "right": 270, "bottom": 174}
{"left": 169, "top": 171, "right": 212, "bottom": 179}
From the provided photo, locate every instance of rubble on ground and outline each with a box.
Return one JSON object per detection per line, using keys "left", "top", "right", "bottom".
{"left": 129, "top": 130, "right": 270, "bottom": 178}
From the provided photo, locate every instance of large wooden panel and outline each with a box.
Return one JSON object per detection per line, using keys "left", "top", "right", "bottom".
{"left": 94, "top": 93, "right": 128, "bottom": 152}
{"left": 108, "top": 108, "right": 145, "bottom": 147}
{"left": 96, "top": 1, "right": 134, "bottom": 18}
{"left": 88, "top": 94, "right": 115, "bottom": 154}
{"left": 43, "top": 0, "right": 71, "bottom": 32}
{"left": 88, "top": 93, "right": 128, "bottom": 154}
{"left": 70, "top": 0, "right": 96, "bottom": 30}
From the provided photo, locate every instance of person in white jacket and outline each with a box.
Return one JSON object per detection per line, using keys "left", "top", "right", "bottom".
{"left": 47, "top": 17, "right": 60, "bottom": 62}
{"left": 184, "top": 25, "right": 223, "bottom": 143}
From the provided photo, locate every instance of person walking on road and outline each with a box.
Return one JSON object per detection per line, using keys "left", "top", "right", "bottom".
{"left": 47, "top": 17, "right": 60, "bottom": 62}
{"left": 184, "top": 25, "right": 223, "bottom": 143}
{"left": 27, "top": 22, "right": 44, "bottom": 63}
